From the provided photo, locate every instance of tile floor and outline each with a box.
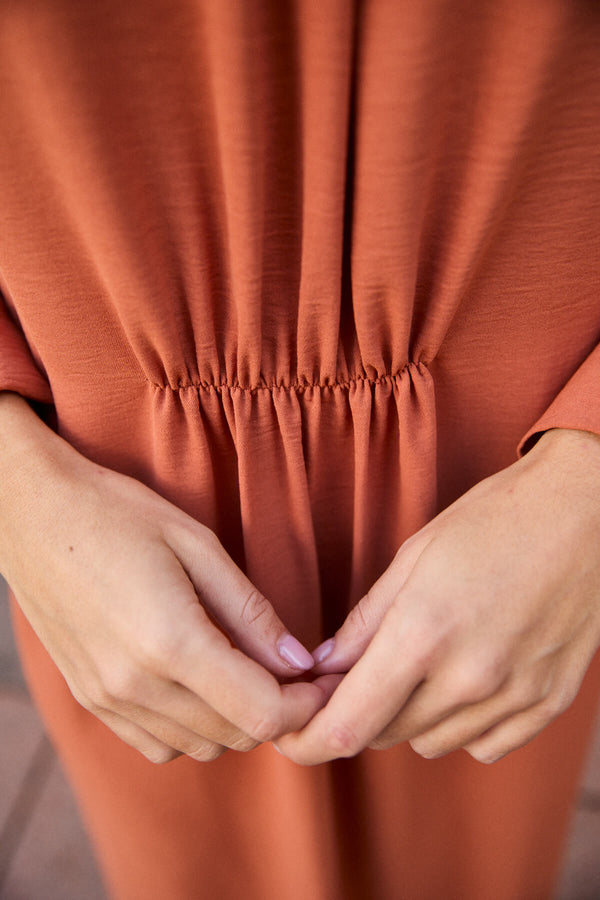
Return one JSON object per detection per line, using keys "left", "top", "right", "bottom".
{"left": 1, "top": 576, "right": 600, "bottom": 900}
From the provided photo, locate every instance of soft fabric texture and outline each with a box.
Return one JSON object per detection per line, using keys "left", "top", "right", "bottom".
{"left": 1, "top": 1, "right": 599, "bottom": 897}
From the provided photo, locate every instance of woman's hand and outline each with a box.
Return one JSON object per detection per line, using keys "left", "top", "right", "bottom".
{"left": 276, "top": 428, "right": 600, "bottom": 766}
{"left": 0, "top": 393, "right": 336, "bottom": 764}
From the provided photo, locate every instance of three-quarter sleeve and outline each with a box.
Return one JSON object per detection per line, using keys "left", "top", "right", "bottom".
{"left": 518, "top": 342, "right": 600, "bottom": 456}
{"left": 0, "top": 293, "right": 52, "bottom": 404}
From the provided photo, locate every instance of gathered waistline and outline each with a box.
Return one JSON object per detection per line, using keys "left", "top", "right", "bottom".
{"left": 148, "top": 361, "right": 430, "bottom": 395}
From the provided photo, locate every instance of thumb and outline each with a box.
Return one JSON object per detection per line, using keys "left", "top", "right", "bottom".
{"left": 312, "top": 529, "right": 431, "bottom": 674}
{"left": 167, "top": 522, "right": 315, "bottom": 678}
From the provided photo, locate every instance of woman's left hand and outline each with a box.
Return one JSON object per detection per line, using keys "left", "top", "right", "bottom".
{"left": 275, "top": 428, "right": 600, "bottom": 766}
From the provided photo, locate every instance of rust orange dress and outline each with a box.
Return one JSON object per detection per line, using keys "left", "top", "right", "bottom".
{"left": 1, "top": 2, "right": 600, "bottom": 898}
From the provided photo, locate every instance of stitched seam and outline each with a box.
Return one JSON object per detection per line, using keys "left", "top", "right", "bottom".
{"left": 148, "top": 361, "right": 429, "bottom": 394}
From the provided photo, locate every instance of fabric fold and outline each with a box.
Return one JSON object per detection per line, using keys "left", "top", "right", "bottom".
{"left": 225, "top": 386, "right": 322, "bottom": 644}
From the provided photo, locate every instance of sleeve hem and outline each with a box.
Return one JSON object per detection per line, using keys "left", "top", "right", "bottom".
{"left": 517, "top": 342, "right": 600, "bottom": 457}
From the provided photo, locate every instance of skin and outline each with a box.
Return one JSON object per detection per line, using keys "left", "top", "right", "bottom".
{"left": 0, "top": 391, "right": 339, "bottom": 764}
{"left": 2, "top": 391, "right": 600, "bottom": 767}
{"left": 276, "top": 426, "right": 600, "bottom": 766}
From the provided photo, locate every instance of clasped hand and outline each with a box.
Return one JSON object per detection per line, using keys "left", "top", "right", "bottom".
{"left": 4, "top": 392, "right": 600, "bottom": 768}
{"left": 277, "top": 427, "right": 600, "bottom": 765}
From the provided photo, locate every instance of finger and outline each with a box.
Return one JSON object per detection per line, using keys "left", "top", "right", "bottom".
{"left": 115, "top": 676, "right": 259, "bottom": 753}
{"left": 124, "top": 704, "right": 232, "bottom": 760}
{"left": 368, "top": 651, "right": 514, "bottom": 753}
{"left": 92, "top": 707, "right": 183, "bottom": 765}
{"left": 407, "top": 698, "right": 525, "bottom": 760}
{"left": 399, "top": 655, "right": 557, "bottom": 758}
{"left": 166, "top": 602, "right": 333, "bottom": 744}
{"left": 408, "top": 633, "right": 596, "bottom": 760}
{"left": 152, "top": 675, "right": 344, "bottom": 753}
{"left": 311, "top": 530, "right": 431, "bottom": 674}
{"left": 276, "top": 607, "right": 428, "bottom": 765}
{"left": 133, "top": 673, "right": 345, "bottom": 765}
{"left": 311, "top": 673, "right": 346, "bottom": 699}
{"left": 403, "top": 687, "right": 533, "bottom": 760}
{"left": 64, "top": 555, "right": 332, "bottom": 752}
{"left": 463, "top": 659, "right": 590, "bottom": 765}
{"left": 92, "top": 611, "right": 333, "bottom": 750}
{"left": 462, "top": 704, "right": 558, "bottom": 765}
{"left": 166, "top": 523, "right": 315, "bottom": 677}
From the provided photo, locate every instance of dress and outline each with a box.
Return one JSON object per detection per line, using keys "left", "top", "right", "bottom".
{"left": 1, "top": 1, "right": 600, "bottom": 898}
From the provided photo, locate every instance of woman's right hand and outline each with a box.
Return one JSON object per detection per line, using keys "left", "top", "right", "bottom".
{"left": 0, "top": 392, "right": 334, "bottom": 763}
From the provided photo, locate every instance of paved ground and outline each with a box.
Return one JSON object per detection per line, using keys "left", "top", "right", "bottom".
{"left": 1, "top": 576, "right": 600, "bottom": 899}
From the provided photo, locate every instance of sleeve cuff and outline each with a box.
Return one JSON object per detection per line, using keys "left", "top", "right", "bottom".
{"left": 518, "top": 342, "right": 600, "bottom": 456}
{"left": 0, "top": 299, "right": 52, "bottom": 405}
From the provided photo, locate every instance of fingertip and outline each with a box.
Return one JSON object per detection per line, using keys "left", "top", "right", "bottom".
{"left": 312, "top": 672, "right": 344, "bottom": 702}
{"left": 312, "top": 638, "right": 335, "bottom": 665}
{"left": 310, "top": 641, "right": 353, "bottom": 675}
{"left": 277, "top": 634, "right": 315, "bottom": 671}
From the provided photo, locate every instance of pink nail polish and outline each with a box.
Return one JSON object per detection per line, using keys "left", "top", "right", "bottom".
{"left": 312, "top": 638, "right": 335, "bottom": 665}
{"left": 277, "top": 634, "right": 314, "bottom": 670}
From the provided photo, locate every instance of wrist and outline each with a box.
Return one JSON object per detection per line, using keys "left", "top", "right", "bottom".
{"left": 533, "top": 426, "right": 600, "bottom": 468}
{"left": 0, "top": 392, "right": 81, "bottom": 576}
{"left": 524, "top": 427, "right": 600, "bottom": 522}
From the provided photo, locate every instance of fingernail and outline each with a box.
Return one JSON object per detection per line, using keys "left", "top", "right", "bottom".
{"left": 277, "top": 634, "right": 315, "bottom": 671}
{"left": 312, "top": 638, "right": 335, "bottom": 665}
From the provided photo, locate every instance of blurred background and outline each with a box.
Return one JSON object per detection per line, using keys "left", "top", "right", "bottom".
{"left": 1, "top": 573, "right": 599, "bottom": 900}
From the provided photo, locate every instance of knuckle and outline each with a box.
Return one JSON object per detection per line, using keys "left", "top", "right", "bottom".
{"left": 66, "top": 680, "right": 97, "bottom": 713}
{"left": 82, "top": 675, "right": 114, "bottom": 710}
{"left": 407, "top": 643, "right": 438, "bottom": 675}
{"left": 393, "top": 608, "right": 448, "bottom": 668}
{"left": 246, "top": 713, "right": 281, "bottom": 744}
{"left": 198, "top": 524, "right": 222, "bottom": 553}
{"left": 392, "top": 530, "right": 427, "bottom": 562}
{"left": 369, "top": 734, "right": 394, "bottom": 751}
{"left": 240, "top": 589, "right": 271, "bottom": 627}
{"left": 194, "top": 526, "right": 227, "bottom": 568}
{"left": 392, "top": 622, "right": 439, "bottom": 675}
{"left": 465, "top": 744, "right": 502, "bottom": 765}
{"left": 188, "top": 744, "right": 227, "bottom": 762}
{"left": 99, "top": 663, "right": 143, "bottom": 705}
{"left": 324, "top": 723, "right": 363, "bottom": 758}
{"left": 143, "top": 746, "right": 180, "bottom": 765}
{"left": 75, "top": 694, "right": 96, "bottom": 713}
{"left": 543, "top": 684, "right": 576, "bottom": 719}
{"left": 409, "top": 737, "right": 438, "bottom": 759}
{"left": 449, "top": 658, "right": 507, "bottom": 706}
{"left": 228, "top": 733, "right": 260, "bottom": 753}
{"left": 347, "top": 594, "right": 373, "bottom": 633}
{"left": 137, "top": 628, "right": 186, "bottom": 675}
{"left": 508, "top": 670, "right": 550, "bottom": 710}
